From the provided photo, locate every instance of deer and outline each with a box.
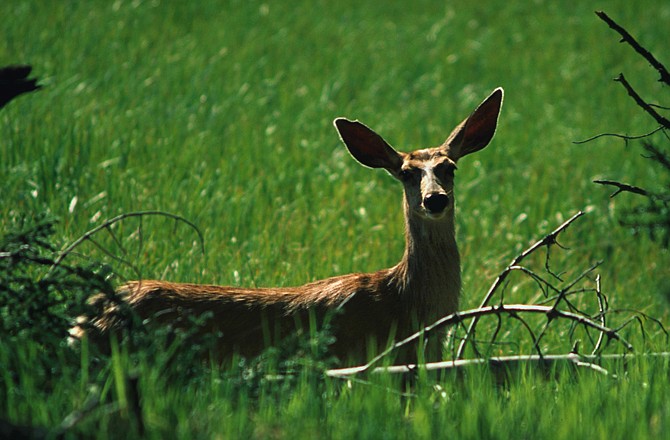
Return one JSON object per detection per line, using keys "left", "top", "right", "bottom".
{"left": 70, "top": 87, "right": 504, "bottom": 365}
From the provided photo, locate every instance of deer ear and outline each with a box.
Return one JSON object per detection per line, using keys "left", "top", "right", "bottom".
{"left": 443, "top": 87, "right": 504, "bottom": 161}
{"left": 334, "top": 118, "right": 403, "bottom": 171}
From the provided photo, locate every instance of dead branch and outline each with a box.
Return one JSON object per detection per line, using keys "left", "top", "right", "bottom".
{"left": 593, "top": 180, "right": 649, "bottom": 198}
{"left": 595, "top": 11, "right": 670, "bottom": 86}
{"left": 326, "top": 352, "right": 670, "bottom": 378}
{"left": 608, "top": 309, "right": 670, "bottom": 342}
{"left": 48, "top": 211, "right": 204, "bottom": 278}
{"left": 554, "top": 261, "right": 603, "bottom": 306}
{"left": 455, "top": 211, "right": 585, "bottom": 359}
{"left": 353, "top": 303, "right": 633, "bottom": 375}
{"left": 592, "top": 275, "right": 607, "bottom": 355}
{"left": 573, "top": 127, "right": 664, "bottom": 145}
{"left": 614, "top": 73, "right": 670, "bottom": 129}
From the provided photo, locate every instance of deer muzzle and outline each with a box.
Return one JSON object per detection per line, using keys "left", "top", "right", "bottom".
{"left": 423, "top": 192, "right": 450, "bottom": 215}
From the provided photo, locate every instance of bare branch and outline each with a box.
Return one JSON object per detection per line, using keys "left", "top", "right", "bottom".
{"left": 615, "top": 73, "right": 670, "bottom": 129}
{"left": 48, "top": 211, "right": 205, "bottom": 276}
{"left": 355, "top": 303, "right": 634, "bottom": 374}
{"left": 595, "top": 11, "right": 670, "bottom": 86}
{"left": 556, "top": 261, "right": 603, "bottom": 304}
{"left": 326, "top": 352, "right": 670, "bottom": 378}
{"left": 85, "top": 236, "right": 141, "bottom": 278}
{"left": 508, "top": 309, "right": 543, "bottom": 358}
{"left": 507, "top": 265, "right": 560, "bottom": 297}
{"left": 592, "top": 275, "right": 608, "bottom": 355}
{"left": 593, "top": 180, "right": 649, "bottom": 198}
{"left": 544, "top": 245, "right": 566, "bottom": 281}
{"left": 608, "top": 309, "right": 669, "bottom": 341}
{"left": 455, "top": 211, "right": 585, "bottom": 359}
{"left": 573, "top": 126, "right": 664, "bottom": 145}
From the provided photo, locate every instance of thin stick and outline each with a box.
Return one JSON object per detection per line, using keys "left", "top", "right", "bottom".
{"left": 573, "top": 126, "right": 664, "bottom": 145}
{"left": 593, "top": 180, "right": 649, "bottom": 198}
{"left": 455, "top": 211, "right": 585, "bottom": 359}
{"left": 48, "top": 211, "right": 204, "bottom": 276}
{"left": 592, "top": 275, "right": 608, "bottom": 355}
{"left": 556, "top": 261, "right": 603, "bottom": 304}
{"left": 595, "top": 11, "right": 670, "bottom": 85}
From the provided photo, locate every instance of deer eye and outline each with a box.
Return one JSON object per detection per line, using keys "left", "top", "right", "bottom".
{"left": 398, "top": 169, "right": 416, "bottom": 182}
{"left": 436, "top": 163, "right": 456, "bottom": 179}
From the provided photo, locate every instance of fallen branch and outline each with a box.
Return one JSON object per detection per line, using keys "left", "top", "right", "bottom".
{"left": 352, "top": 303, "right": 633, "bottom": 375}
{"left": 49, "top": 211, "right": 205, "bottom": 279}
{"left": 326, "top": 352, "right": 670, "bottom": 378}
{"left": 455, "top": 211, "right": 585, "bottom": 359}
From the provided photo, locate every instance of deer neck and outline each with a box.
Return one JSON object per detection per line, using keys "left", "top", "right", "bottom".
{"left": 388, "top": 198, "right": 462, "bottom": 319}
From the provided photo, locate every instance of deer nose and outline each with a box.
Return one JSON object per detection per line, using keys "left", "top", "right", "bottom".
{"left": 424, "top": 193, "right": 450, "bottom": 214}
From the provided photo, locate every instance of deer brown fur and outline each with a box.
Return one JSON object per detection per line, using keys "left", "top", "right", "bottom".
{"left": 71, "top": 88, "right": 504, "bottom": 364}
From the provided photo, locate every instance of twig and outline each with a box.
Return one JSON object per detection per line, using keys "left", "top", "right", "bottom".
{"left": 595, "top": 11, "right": 670, "bottom": 85}
{"left": 455, "top": 211, "right": 585, "bottom": 359}
{"left": 486, "top": 313, "right": 505, "bottom": 358}
{"left": 84, "top": 236, "right": 140, "bottom": 277}
{"left": 507, "top": 265, "right": 560, "bottom": 297}
{"left": 555, "top": 261, "right": 603, "bottom": 305}
{"left": 642, "top": 142, "right": 670, "bottom": 171}
{"left": 592, "top": 275, "right": 607, "bottom": 355}
{"left": 608, "top": 309, "right": 670, "bottom": 341}
{"left": 508, "top": 309, "right": 543, "bottom": 358}
{"left": 48, "top": 211, "right": 204, "bottom": 277}
{"left": 530, "top": 262, "right": 601, "bottom": 353}
{"left": 593, "top": 180, "right": 649, "bottom": 198}
{"left": 573, "top": 126, "right": 664, "bottom": 145}
{"left": 543, "top": 244, "right": 566, "bottom": 281}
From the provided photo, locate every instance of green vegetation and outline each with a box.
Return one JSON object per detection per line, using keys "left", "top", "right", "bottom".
{"left": 2, "top": 0, "right": 669, "bottom": 438}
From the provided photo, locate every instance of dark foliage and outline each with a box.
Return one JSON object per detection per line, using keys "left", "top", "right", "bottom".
{"left": 0, "top": 65, "right": 41, "bottom": 109}
{"left": 0, "top": 214, "right": 113, "bottom": 347}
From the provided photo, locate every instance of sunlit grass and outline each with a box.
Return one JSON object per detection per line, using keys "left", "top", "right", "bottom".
{"left": 2, "top": 0, "right": 670, "bottom": 437}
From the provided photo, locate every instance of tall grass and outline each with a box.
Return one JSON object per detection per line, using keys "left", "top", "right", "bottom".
{"left": 2, "top": 0, "right": 669, "bottom": 437}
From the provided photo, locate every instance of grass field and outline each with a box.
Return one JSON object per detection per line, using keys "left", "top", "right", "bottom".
{"left": 2, "top": 0, "right": 670, "bottom": 438}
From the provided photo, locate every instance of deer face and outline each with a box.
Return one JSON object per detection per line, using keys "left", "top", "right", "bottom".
{"left": 394, "top": 149, "right": 457, "bottom": 220}
{"left": 334, "top": 88, "right": 504, "bottom": 221}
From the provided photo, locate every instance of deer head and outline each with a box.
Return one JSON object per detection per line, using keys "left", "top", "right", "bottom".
{"left": 333, "top": 88, "right": 504, "bottom": 223}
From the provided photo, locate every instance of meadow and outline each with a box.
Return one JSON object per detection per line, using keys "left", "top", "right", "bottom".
{"left": 1, "top": 0, "right": 670, "bottom": 438}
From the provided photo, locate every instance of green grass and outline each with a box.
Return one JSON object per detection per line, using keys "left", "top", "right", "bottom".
{"left": 2, "top": 0, "right": 670, "bottom": 438}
